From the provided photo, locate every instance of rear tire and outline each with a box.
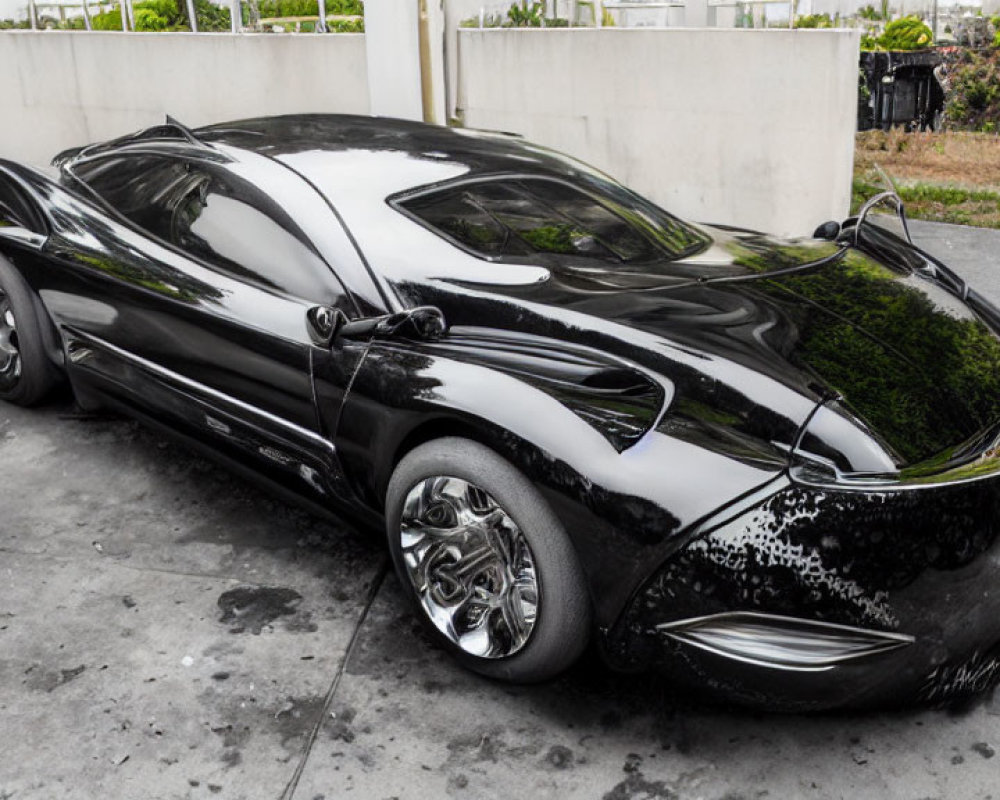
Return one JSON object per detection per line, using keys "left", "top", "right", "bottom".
{"left": 386, "top": 437, "right": 591, "bottom": 682}
{"left": 0, "top": 258, "right": 59, "bottom": 406}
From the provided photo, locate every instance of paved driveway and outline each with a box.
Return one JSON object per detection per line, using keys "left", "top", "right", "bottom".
{"left": 2, "top": 222, "right": 1000, "bottom": 799}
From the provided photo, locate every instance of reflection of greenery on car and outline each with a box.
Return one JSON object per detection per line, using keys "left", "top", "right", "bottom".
{"left": 763, "top": 250, "right": 1000, "bottom": 464}
{"left": 518, "top": 224, "right": 583, "bottom": 255}
{"left": 898, "top": 433, "right": 1000, "bottom": 482}
{"left": 73, "top": 253, "right": 200, "bottom": 302}
{"left": 438, "top": 218, "right": 503, "bottom": 250}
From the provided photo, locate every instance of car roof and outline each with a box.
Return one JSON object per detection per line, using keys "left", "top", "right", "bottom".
{"left": 55, "top": 114, "right": 594, "bottom": 208}
{"left": 193, "top": 114, "right": 571, "bottom": 182}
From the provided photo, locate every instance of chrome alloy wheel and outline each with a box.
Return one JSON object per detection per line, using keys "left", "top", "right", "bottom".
{"left": 399, "top": 476, "right": 539, "bottom": 659}
{"left": 0, "top": 292, "right": 21, "bottom": 388}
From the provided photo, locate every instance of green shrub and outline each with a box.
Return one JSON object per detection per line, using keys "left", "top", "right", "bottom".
{"left": 90, "top": 0, "right": 232, "bottom": 31}
{"left": 506, "top": 0, "right": 543, "bottom": 26}
{"left": 327, "top": 0, "right": 362, "bottom": 12}
{"left": 879, "top": 15, "right": 933, "bottom": 49}
{"left": 26, "top": 0, "right": 361, "bottom": 32}
{"left": 133, "top": 6, "right": 168, "bottom": 28}
{"left": 193, "top": 0, "right": 231, "bottom": 30}
{"left": 328, "top": 18, "right": 363, "bottom": 31}
{"left": 858, "top": 33, "right": 874, "bottom": 49}
{"left": 258, "top": 0, "right": 362, "bottom": 18}
{"left": 91, "top": 6, "right": 124, "bottom": 29}
{"left": 256, "top": 0, "right": 362, "bottom": 26}
{"left": 945, "top": 48, "right": 1000, "bottom": 131}
{"left": 794, "top": 13, "right": 833, "bottom": 28}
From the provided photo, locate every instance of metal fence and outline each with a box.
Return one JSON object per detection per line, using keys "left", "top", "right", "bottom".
{"left": 23, "top": 0, "right": 361, "bottom": 32}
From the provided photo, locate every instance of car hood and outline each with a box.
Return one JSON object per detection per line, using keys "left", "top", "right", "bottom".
{"left": 419, "top": 224, "right": 1000, "bottom": 467}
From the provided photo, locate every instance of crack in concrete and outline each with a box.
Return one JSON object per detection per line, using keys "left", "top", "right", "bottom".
{"left": 0, "top": 545, "right": 291, "bottom": 586}
{"left": 279, "top": 556, "right": 389, "bottom": 800}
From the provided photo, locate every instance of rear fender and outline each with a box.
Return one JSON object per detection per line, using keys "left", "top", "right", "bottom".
{"left": 0, "top": 165, "right": 64, "bottom": 368}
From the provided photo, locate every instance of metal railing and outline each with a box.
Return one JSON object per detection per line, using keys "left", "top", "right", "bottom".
{"left": 462, "top": 0, "right": 686, "bottom": 28}
{"left": 257, "top": 12, "right": 362, "bottom": 32}
{"left": 25, "top": 0, "right": 197, "bottom": 30}
{"left": 22, "top": 0, "right": 362, "bottom": 32}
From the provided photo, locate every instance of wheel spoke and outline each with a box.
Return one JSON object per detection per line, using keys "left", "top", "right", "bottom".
{"left": 0, "top": 298, "right": 20, "bottom": 385}
{"left": 497, "top": 585, "right": 530, "bottom": 646}
{"left": 398, "top": 475, "right": 539, "bottom": 659}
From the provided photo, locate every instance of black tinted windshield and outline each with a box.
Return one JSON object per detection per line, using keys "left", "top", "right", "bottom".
{"left": 398, "top": 176, "right": 708, "bottom": 265}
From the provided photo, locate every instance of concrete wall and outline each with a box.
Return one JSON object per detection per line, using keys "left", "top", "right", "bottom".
{"left": 0, "top": 26, "right": 860, "bottom": 236}
{"left": 365, "top": 0, "right": 447, "bottom": 123}
{"left": 458, "top": 28, "right": 860, "bottom": 236}
{"left": 0, "top": 31, "right": 369, "bottom": 166}
{"left": 364, "top": 3, "right": 423, "bottom": 120}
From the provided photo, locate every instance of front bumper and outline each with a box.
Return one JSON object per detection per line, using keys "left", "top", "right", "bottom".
{"left": 605, "top": 471, "right": 1000, "bottom": 710}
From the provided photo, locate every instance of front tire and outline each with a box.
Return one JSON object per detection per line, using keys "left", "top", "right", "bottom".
{"left": 0, "top": 258, "right": 58, "bottom": 406}
{"left": 385, "top": 437, "right": 591, "bottom": 682}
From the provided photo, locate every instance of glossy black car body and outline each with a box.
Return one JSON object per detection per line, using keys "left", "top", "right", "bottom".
{"left": 3, "top": 114, "right": 1000, "bottom": 709}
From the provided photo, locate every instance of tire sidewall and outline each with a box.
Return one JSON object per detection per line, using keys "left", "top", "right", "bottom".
{"left": 0, "top": 256, "right": 55, "bottom": 406}
{"left": 386, "top": 437, "right": 591, "bottom": 683}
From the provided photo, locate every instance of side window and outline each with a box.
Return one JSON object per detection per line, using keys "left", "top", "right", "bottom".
{"left": 402, "top": 179, "right": 663, "bottom": 264}
{"left": 0, "top": 178, "right": 46, "bottom": 233}
{"left": 70, "top": 155, "right": 190, "bottom": 237}
{"left": 73, "top": 155, "right": 342, "bottom": 301}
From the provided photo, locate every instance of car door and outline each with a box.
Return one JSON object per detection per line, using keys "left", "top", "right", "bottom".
{"left": 42, "top": 146, "right": 378, "bottom": 509}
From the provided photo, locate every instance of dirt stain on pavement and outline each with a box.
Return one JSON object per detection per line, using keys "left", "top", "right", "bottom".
{"left": 23, "top": 663, "right": 86, "bottom": 693}
{"left": 972, "top": 741, "right": 995, "bottom": 759}
{"left": 216, "top": 586, "right": 316, "bottom": 634}
{"left": 602, "top": 771, "right": 677, "bottom": 800}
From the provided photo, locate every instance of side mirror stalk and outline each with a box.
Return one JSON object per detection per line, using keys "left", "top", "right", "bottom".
{"left": 307, "top": 305, "right": 446, "bottom": 347}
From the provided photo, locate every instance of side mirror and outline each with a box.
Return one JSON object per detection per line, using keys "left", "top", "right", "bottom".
{"left": 306, "top": 305, "right": 447, "bottom": 347}
{"left": 812, "top": 220, "right": 841, "bottom": 241}
{"left": 306, "top": 305, "right": 348, "bottom": 346}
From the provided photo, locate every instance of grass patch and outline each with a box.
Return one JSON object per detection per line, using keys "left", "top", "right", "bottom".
{"left": 854, "top": 130, "right": 1000, "bottom": 228}
{"left": 852, "top": 177, "right": 1000, "bottom": 227}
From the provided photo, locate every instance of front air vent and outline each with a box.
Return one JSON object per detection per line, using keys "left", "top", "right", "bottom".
{"left": 656, "top": 611, "right": 913, "bottom": 672}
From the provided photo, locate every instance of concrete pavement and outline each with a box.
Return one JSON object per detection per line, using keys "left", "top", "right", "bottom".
{"left": 2, "top": 221, "right": 1000, "bottom": 799}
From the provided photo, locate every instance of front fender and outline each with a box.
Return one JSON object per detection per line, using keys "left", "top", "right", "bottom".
{"left": 335, "top": 333, "right": 785, "bottom": 628}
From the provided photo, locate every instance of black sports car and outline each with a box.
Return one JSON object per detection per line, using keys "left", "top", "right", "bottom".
{"left": 3, "top": 114, "right": 1000, "bottom": 710}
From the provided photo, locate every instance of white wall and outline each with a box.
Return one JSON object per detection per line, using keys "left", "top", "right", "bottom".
{"left": 364, "top": 2, "right": 423, "bottom": 120}
{"left": 0, "top": 31, "right": 369, "bottom": 167}
{"left": 0, "top": 26, "right": 860, "bottom": 236}
{"left": 458, "top": 28, "right": 860, "bottom": 236}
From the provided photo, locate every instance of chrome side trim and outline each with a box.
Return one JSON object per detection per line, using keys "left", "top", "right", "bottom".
{"left": 656, "top": 611, "right": 914, "bottom": 672}
{"left": 64, "top": 327, "right": 336, "bottom": 456}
